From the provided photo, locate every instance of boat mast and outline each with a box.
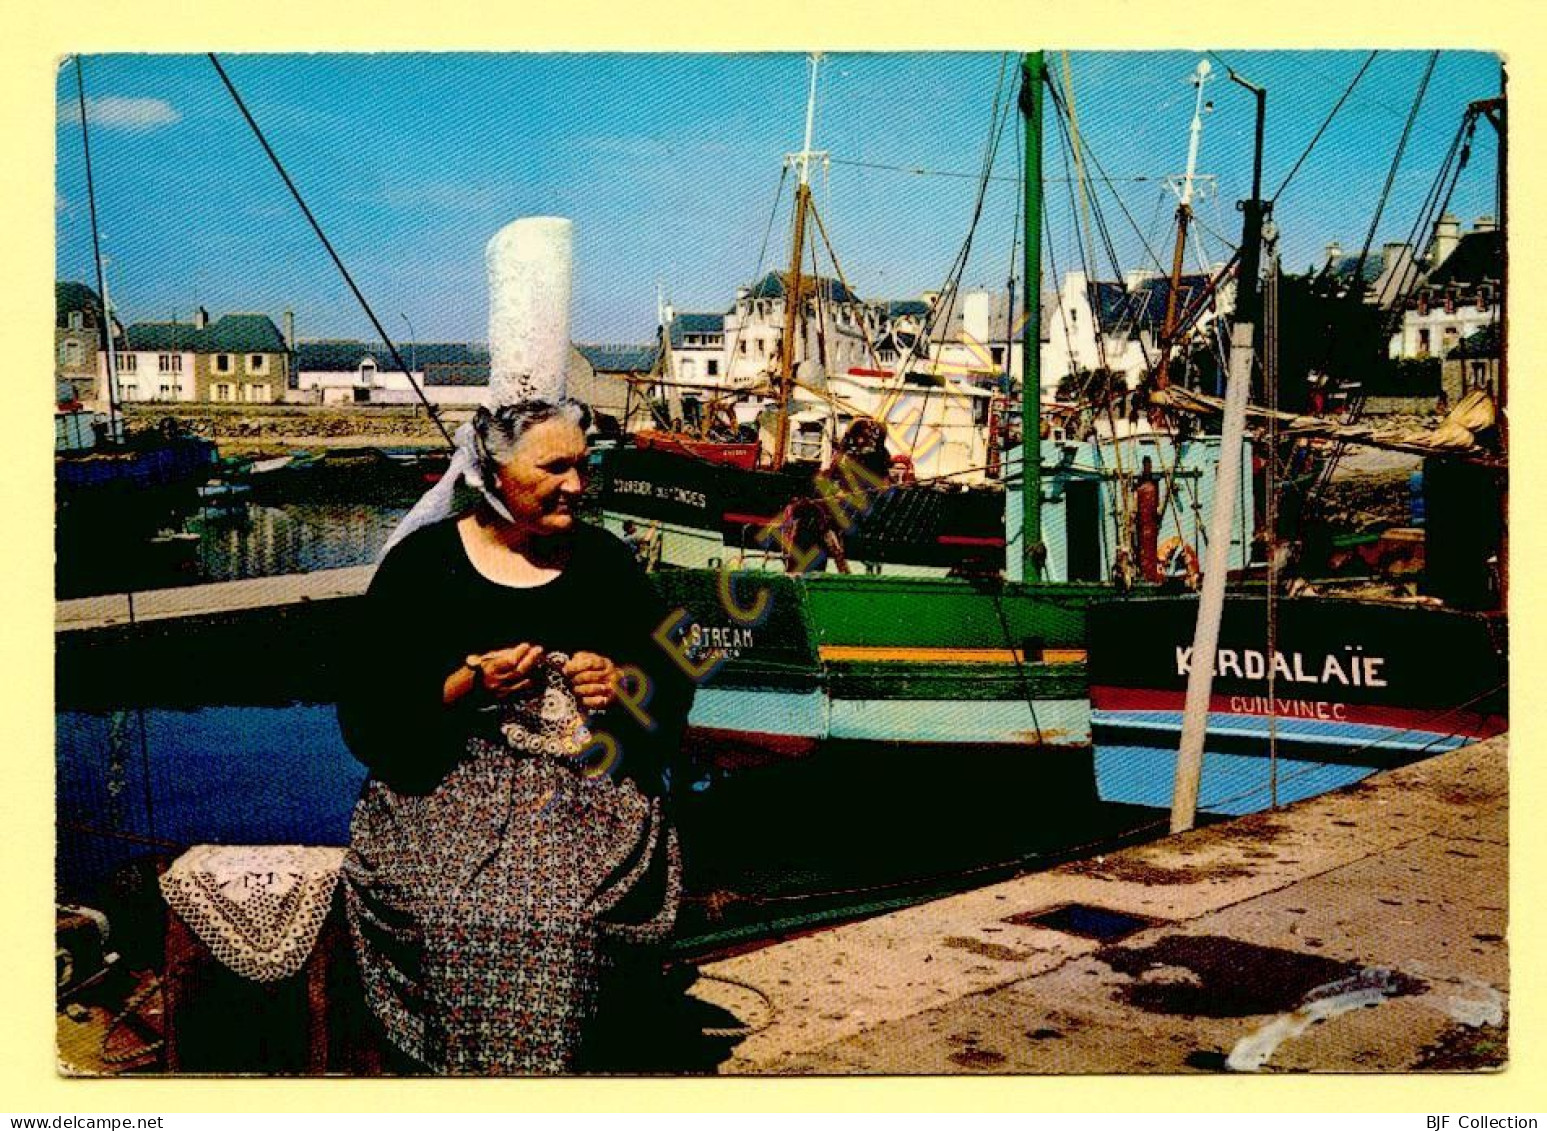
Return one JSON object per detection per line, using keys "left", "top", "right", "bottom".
{"left": 772, "top": 52, "right": 824, "bottom": 470}
{"left": 74, "top": 56, "right": 122, "bottom": 439}
{"left": 1020, "top": 52, "right": 1046, "bottom": 581}
{"left": 1157, "top": 59, "right": 1214, "bottom": 388}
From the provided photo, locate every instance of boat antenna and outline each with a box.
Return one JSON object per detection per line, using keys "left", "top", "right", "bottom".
{"left": 771, "top": 52, "right": 827, "bottom": 470}
{"left": 73, "top": 56, "right": 122, "bottom": 440}
{"left": 1156, "top": 58, "right": 1216, "bottom": 388}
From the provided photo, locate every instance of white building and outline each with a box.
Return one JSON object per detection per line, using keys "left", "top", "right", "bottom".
{"left": 664, "top": 311, "right": 729, "bottom": 389}
{"left": 762, "top": 363, "right": 997, "bottom": 484}
{"left": 925, "top": 289, "right": 1024, "bottom": 389}
{"left": 109, "top": 334, "right": 197, "bottom": 403}
{"left": 1388, "top": 216, "right": 1502, "bottom": 362}
{"left": 1041, "top": 269, "right": 1233, "bottom": 396}
{"left": 294, "top": 341, "right": 486, "bottom": 406}
{"left": 721, "top": 271, "right": 882, "bottom": 387}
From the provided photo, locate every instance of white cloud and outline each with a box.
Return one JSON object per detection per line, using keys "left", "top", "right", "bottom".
{"left": 57, "top": 95, "right": 181, "bottom": 132}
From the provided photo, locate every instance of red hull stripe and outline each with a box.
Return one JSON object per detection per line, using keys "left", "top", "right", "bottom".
{"left": 685, "top": 726, "right": 819, "bottom": 757}
{"left": 1090, "top": 686, "right": 1505, "bottom": 740}
{"left": 721, "top": 511, "right": 777, "bottom": 527}
{"left": 936, "top": 534, "right": 1007, "bottom": 547}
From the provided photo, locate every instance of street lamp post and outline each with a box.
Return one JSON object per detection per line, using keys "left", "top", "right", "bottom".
{"left": 400, "top": 312, "right": 418, "bottom": 415}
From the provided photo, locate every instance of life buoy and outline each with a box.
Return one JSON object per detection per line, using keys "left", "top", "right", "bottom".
{"left": 1157, "top": 536, "right": 1200, "bottom": 584}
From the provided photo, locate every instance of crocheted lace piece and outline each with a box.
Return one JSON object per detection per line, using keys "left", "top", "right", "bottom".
{"left": 159, "top": 845, "right": 346, "bottom": 983}
{"left": 495, "top": 651, "right": 596, "bottom": 763}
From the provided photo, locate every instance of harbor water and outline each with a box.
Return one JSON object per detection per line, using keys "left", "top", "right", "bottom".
{"left": 56, "top": 484, "right": 1167, "bottom": 957}
{"left": 56, "top": 705, "right": 1161, "bottom": 958}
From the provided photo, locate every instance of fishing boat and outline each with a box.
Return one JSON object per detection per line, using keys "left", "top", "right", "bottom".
{"left": 1085, "top": 67, "right": 1509, "bottom": 816}
{"left": 654, "top": 52, "right": 1263, "bottom": 772}
{"left": 1087, "top": 595, "right": 1507, "bottom": 814}
{"left": 597, "top": 55, "right": 1015, "bottom": 576}
{"left": 54, "top": 74, "right": 220, "bottom": 507}
{"left": 666, "top": 52, "right": 1509, "bottom": 812}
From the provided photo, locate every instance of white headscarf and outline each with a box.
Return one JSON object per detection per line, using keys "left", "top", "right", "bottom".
{"left": 380, "top": 217, "right": 574, "bottom": 559}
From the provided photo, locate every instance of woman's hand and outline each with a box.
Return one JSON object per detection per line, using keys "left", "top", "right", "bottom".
{"left": 477, "top": 643, "right": 547, "bottom": 700}
{"left": 563, "top": 651, "right": 619, "bottom": 712}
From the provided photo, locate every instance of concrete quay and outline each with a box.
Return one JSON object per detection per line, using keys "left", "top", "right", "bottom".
{"left": 55, "top": 565, "right": 371, "bottom": 632}
{"left": 691, "top": 736, "right": 1509, "bottom": 1074}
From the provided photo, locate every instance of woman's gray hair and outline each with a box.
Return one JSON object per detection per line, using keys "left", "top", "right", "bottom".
{"left": 379, "top": 398, "right": 591, "bottom": 559}
{"left": 471, "top": 398, "right": 592, "bottom": 489}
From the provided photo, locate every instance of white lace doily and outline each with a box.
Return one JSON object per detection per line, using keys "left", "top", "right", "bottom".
{"left": 496, "top": 651, "right": 595, "bottom": 761}
{"left": 159, "top": 845, "right": 346, "bottom": 983}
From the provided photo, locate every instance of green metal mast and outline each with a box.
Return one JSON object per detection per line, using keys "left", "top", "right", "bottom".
{"left": 1020, "top": 52, "right": 1045, "bottom": 581}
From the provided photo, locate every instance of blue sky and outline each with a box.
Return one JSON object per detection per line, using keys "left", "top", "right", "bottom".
{"left": 55, "top": 50, "right": 1501, "bottom": 345}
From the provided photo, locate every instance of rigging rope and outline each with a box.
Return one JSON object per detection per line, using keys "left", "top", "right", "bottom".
{"left": 1308, "top": 52, "right": 1442, "bottom": 506}
{"left": 1046, "top": 69, "right": 1132, "bottom": 547}
{"left": 1349, "top": 51, "right": 1441, "bottom": 296}
{"left": 695, "top": 165, "right": 790, "bottom": 436}
{"left": 73, "top": 58, "right": 121, "bottom": 428}
{"left": 207, "top": 54, "right": 454, "bottom": 448}
{"left": 828, "top": 156, "right": 1157, "bottom": 186}
{"left": 1265, "top": 234, "right": 1281, "bottom": 807}
{"left": 1272, "top": 51, "right": 1381, "bottom": 204}
{"left": 1043, "top": 75, "right": 1169, "bottom": 278}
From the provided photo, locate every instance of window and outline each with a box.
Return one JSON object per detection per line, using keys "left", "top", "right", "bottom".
{"left": 740, "top": 341, "right": 748, "bottom": 355}
{"left": 359, "top": 360, "right": 377, "bottom": 385}
{"left": 119, "top": 353, "right": 137, "bottom": 373}
{"left": 707, "top": 359, "right": 719, "bottom": 377}
{"left": 216, "top": 354, "right": 231, "bottom": 372}
{"left": 249, "top": 354, "right": 268, "bottom": 374}
{"left": 61, "top": 340, "right": 82, "bottom": 367}
{"left": 159, "top": 384, "right": 173, "bottom": 399}
{"left": 159, "top": 354, "right": 182, "bottom": 373}
{"left": 1418, "top": 328, "right": 1431, "bottom": 356}
{"left": 244, "top": 383, "right": 272, "bottom": 403}
{"left": 68, "top": 311, "right": 84, "bottom": 330}
{"left": 213, "top": 383, "right": 233, "bottom": 402}
{"left": 792, "top": 422, "right": 824, "bottom": 462}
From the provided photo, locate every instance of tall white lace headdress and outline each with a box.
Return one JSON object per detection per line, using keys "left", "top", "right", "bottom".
{"left": 381, "top": 217, "right": 574, "bottom": 556}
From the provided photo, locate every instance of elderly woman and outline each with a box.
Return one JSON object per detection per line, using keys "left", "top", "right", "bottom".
{"left": 337, "top": 399, "right": 694, "bottom": 1076}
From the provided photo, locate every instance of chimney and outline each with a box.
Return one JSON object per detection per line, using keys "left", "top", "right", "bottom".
{"left": 963, "top": 290, "right": 991, "bottom": 346}
{"left": 1324, "top": 240, "right": 1343, "bottom": 265}
{"left": 194, "top": 305, "right": 209, "bottom": 330}
{"left": 1431, "top": 213, "right": 1461, "bottom": 266}
{"left": 1473, "top": 214, "right": 1497, "bottom": 234}
{"left": 283, "top": 310, "right": 295, "bottom": 350}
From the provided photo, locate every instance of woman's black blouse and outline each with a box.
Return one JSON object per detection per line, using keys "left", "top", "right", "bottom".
{"left": 337, "top": 519, "right": 695, "bottom": 797}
